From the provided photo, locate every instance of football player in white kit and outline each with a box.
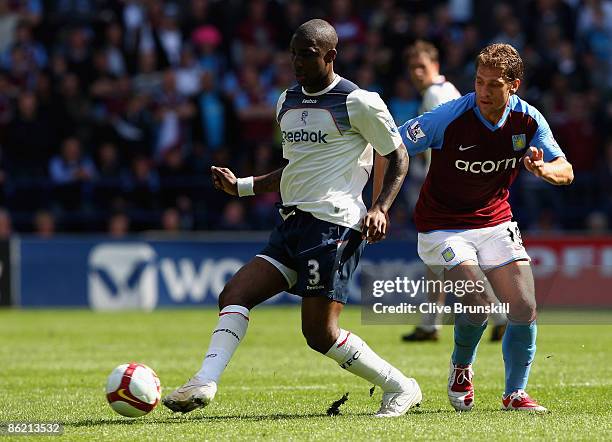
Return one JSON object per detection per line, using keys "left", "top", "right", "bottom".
{"left": 163, "top": 19, "right": 422, "bottom": 418}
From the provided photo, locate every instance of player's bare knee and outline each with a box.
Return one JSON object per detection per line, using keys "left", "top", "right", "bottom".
{"left": 218, "top": 283, "right": 251, "bottom": 310}
{"left": 508, "top": 299, "right": 537, "bottom": 323}
{"left": 302, "top": 323, "right": 338, "bottom": 353}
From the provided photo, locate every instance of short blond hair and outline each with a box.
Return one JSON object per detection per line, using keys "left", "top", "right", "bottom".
{"left": 407, "top": 40, "right": 439, "bottom": 63}
{"left": 476, "top": 43, "right": 524, "bottom": 82}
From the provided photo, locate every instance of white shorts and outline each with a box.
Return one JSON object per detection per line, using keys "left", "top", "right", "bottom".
{"left": 417, "top": 221, "right": 530, "bottom": 276}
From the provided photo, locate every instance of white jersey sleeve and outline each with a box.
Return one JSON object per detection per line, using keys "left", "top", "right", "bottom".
{"left": 421, "top": 81, "right": 462, "bottom": 113}
{"left": 346, "top": 90, "right": 403, "bottom": 156}
{"left": 276, "top": 90, "right": 288, "bottom": 121}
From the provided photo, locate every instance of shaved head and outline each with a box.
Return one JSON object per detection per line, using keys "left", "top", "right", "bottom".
{"left": 294, "top": 19, "right": 338, "bottom": 52}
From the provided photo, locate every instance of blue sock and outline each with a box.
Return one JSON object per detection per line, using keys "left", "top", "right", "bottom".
{"left": 502, "top": 321, "right": 537, "bottom": 396}
{"left": 452, "top": 314, "right": 487, "bottom": 365}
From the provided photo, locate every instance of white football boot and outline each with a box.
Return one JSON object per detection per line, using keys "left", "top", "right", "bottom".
{"left": 162, "top": 379, "right": 217, "bottom": 413}
{"left": 374, "top": 378, "right": 422, "bottom": 417}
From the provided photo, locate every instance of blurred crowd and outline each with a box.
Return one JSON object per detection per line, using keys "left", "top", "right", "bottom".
{"left": 0, "top": 0, "right": 610, "bottom": 237}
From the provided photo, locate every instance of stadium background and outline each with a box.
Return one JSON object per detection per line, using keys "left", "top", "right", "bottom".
{"left": 0, "top": 3, "right": 610, "bottom": 440}
{"left": 0, "top": 0, "right": 610, "bottom": 309}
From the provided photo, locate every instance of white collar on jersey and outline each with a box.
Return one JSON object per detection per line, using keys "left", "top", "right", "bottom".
{"left": 301, "top": 74, "right": 341, "bottom": 96}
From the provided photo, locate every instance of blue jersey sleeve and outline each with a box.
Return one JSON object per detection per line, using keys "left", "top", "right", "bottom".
{"left": 398, "top": 93, "right": 473, "bottom": 156}
{"left": 527, "top": 108, "right": 565, "bottom": 162}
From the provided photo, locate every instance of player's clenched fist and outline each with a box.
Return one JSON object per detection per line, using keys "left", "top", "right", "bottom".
{"left": 211, "top": 166, "right": 238, "bottom": 196}
{"left": 361, "top": 207, "right": 389, "bottom": 244}
{"left": 523, "top": 146, "right": 545, "bottom": 177}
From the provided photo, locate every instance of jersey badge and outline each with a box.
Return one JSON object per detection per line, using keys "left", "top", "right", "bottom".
{"left": 407, "top": 121, "right": 426, "bottom": 143}
{"left": 512, "top": 134, "right": 527, "bottom": 151}
{"left": 442, "top": 247, "right": 455, "bottom": 262}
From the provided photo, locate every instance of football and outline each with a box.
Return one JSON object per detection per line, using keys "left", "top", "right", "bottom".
{"left": 105, "top": 363, "right": 161, "bottom": 418}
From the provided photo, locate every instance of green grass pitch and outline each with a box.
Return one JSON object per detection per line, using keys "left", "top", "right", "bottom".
{"left": 1, "top": 307, "right": 610, "bottom": 441}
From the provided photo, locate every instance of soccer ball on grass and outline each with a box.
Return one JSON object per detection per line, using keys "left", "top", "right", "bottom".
{"left": 105, "top": 363, "right": 161, "bottom": 417}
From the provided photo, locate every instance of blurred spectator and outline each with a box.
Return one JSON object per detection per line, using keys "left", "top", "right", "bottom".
{"left": 96, "top": 142, "right": 122, "bottom": 178}
{"left": 329, "top": 0, "right": 365, "bottom": 43}
{"left": 108, "top": 212, "right": 130, "bottom": 238}
{"left": 49, "top": 137, "right": 96, "bottom": 210}
{"left": 197, "top": 70, "right": 228, "bottom": 150}
{"left": 585, "top": 211, "right": 609, "bottom": 234}
{"left": 63, "top": 27, "right": 95, "bottom": 85}
{"left": 217, "top": 200, "right": 249, "bottom": 230}
{"left": 388, "top": 78, "right": 420, "bottom": 125}
{"left": 111, "top": 94, "right": 153, "bottom": 160}
{"left": 51, "top": 73, "right": 90, "bottom": 141}
{"left": 132, "top": 50, "right": 163, "bottom": 95}
{"left": 0, "top": 0, "right": 19, "bottom": 53}
{"left": 1, "top": 21, "right": 47, "bottom": 70}
{"left": 236, "top": 0, "right": 277, "bottom": 50}
{"left": 158, "top": 147, "right": 191, "bottom": 206}
{"left": 526, "top": 209, "right": 563, "bottom": 235}
{"left": 355, "top": 64, "right": 383, "bottom": 95}
{"left": 192, "top": 24, "right": 224, "bottom": 84}
{"left": 103, "top": 21, "right": 128, "bottom": 77}
{"left": 0, "top": 71, "right": 15, "bottom": 133}
{"left": 182, "top": 0, "right": 215, "bottom": 39}
{"left": 278, "top": 0, "right": 307, "bottom": 44}
{"left": 157, "top": 3, "right": 183, "bottom": 66}
{"left": 491, "top": 16, "right": 525, "bottom": 51}
{"left": 175, "top": 45, "right": 201, "bottom": 97}
{"left": 93, "top": 142, "right": 123, "bottom": 211}
{"left": 0, "top": 207, "right": 11, "bottom": 238}
{"left": 33, "top": 209, "right": 55, "bottom": 238}
{"left": 6, "top": 91, "right": 53, "bottom": 176}
{"left": 161, "top": 207, "right": 181, "bottom": 232}
{"left": 124, "top": 155, "right": 159, "bottom": 210}
{"left": 152, "top": 69, "right": 195, "bottom": 158}
{"left": 233, "top": 66, "right": 276, "bottom": 145}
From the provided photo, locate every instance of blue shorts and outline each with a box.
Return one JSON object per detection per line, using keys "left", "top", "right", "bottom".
{"left": 258, "top": 208, "right": 365, "bottom": 304}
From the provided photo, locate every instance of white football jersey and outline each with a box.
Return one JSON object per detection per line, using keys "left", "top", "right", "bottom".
{"left": 277, "top": 75, "right": 403, "bottom": 230}
{"left": 419, "top": 75, "right": 461, "bottom": 113}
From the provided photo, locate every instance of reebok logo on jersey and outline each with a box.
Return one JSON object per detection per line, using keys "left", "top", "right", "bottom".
{"left": 282, "top": 129, "right": 329, "bottom": 144}
{"left": 455, "top": 157, "right": 518, "bottom": 174}
{"left": 302, "top": 99, "right": 317, "bottom": 103}
{"left": 458, "top": 144, "right": 477, "bottom": 151}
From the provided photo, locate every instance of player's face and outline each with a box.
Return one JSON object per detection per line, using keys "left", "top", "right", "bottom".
{"left": 408, "top": 53, "right": 439, "bottom": 92}
{"left": 290, "top": 35, "right": 335, "bottom": 90}
{"left": 475, "top": 66, "right": 520, "bottom": 118}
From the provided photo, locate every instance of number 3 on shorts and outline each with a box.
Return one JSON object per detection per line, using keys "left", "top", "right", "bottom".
{"left": 307, "top": 259, "right": 320, "bottom": 285}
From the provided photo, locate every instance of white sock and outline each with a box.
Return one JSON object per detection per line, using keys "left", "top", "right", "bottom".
{"left": 193, "top": 305, "right": 249, "bottom": 384}
{"left": 325, "top": 329, "right": 411, "bottom": 392}
{"left": 420, "top": 310, "right": 442, "bottom": 332}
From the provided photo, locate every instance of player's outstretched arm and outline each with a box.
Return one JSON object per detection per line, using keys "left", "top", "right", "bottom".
{"left": 523, "top": 147, "right": 573, "bottom": 185}
{"left": 362, "top": 147, "right": 409, "bottom": 243}
{"left": 211, "top": 166, "right": 285, "bottom": 196}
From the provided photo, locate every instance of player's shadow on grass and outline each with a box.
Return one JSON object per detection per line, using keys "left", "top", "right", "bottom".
{"left": 67, "top": 408, "right": 454, "bottom": 427}
{"left": 68, "top": 412, "right": 372, "bottom": 427}
{"left": 177, "top": 412, "right": 374, "bottom": 421}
